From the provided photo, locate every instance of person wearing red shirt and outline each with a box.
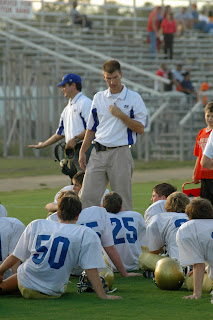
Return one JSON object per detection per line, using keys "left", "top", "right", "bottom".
{"left": 160, "top": 12, "right": 177, "bottom": 59}
{"left": 192, "top": 102, "right": 213, "bottom": 204}
{"left": 147, "top": 6, "right": 162, "bottom": 59}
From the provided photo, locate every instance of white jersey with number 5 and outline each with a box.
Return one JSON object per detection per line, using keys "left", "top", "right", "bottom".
{"left": 77, "top": 206, "right": 114, "bottom": 248}
{"left": 146, "top": 212, "right": 188, "bottom": 261}
{"left": 0, "top": 217, "right": 25, "bottom": 279}
{"left": 177, "top": 219, "right": 213, "bottom": 280}
{"left": 105, "top": 211, "right": 146, "bottom": 271}
{"left": 13, "top": 219, "right": 105, "bottom": 296}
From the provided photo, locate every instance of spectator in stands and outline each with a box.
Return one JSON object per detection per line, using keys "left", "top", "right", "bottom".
{"left": 191, "top": 3, "right": 199, "bottom": 28}
{"left": 147, "top": 6, "right": 162, "bottom": 59}
{"left": 70, "top": 0, "right": 92, "bottom": 30}
{"left": 154, "top": 63, "right": 168, "bottom": 92}
{"left": 162, "top": 5, "right": 171, "bottom": 19}
{"left": 208, "top": 10, "right": 213, "bottom": 23}
{"left": 172, "top": 63, "right": 185, "bottom": 83}
{"left": 160, "top": 12, "right": 177, "bottom": 59}
{"left": 181, "top": 72, "right": 196, "bottom": 100}
{"left": 197, "top": 82, "right": 210, "bottom": 107}
{"left": 175, "top": 7, "right": 193, "bottom": 35}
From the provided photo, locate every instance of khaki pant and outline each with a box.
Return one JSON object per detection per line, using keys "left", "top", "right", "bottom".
{"left": 80, "top": 146, "right": 134, "bottom": 211}
{"left": 18, "top": 283, "right": 62, "bottom": 300}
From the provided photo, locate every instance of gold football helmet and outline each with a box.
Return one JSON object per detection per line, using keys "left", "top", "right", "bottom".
{"left": 154, "top": 257, "right": 184, "bottom": 290}
{"left": 77, "top": 266, "right": 114, "bottom": 293}
{"left": 185, "top": 272, "right": 213, "bottom": 293}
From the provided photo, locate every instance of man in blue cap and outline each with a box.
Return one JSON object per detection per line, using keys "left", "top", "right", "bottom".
{"left": 29, "top": 73, "right": 92, "bottom": 170}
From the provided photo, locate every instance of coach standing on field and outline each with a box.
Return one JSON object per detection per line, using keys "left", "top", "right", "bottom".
{"left": 79, "top": 60, "right": 148, "bottom": 211}
{"left": 28, "top": 73, "right": 92, "bottom": 170}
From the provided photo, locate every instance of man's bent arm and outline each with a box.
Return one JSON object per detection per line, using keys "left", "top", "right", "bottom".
{"left": 109, "top": 105, "right": 144, "bottom": 135}
{"left": 65, "top": 129, "right": 86, "bottom": 150}
{"left": 28, "top": 133, "right": 64, "bottom": 149}
{"left": 201, "top": 154, "right": 213, "bottom": 170}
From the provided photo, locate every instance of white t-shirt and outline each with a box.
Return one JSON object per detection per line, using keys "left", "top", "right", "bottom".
{"left": 144, "top": 200, "right": 166, "bottom": 225}
{"left": 203, "top": 130, "right": 213, "bottom": 160}
{"left": 14, "top": 219, "right": 105, "bottom": 296}
{"left": 0, "top": 217, "right": 25, "bottom": 279}
{"left": 87, "top": 85, "right": 147, "bottom": 147}
{"left": 105, "top": 211, "right": 146, "bottom": 271}
{"left": 53, "top": 185, "right": 74, "bottom": 204}
{"left": 177, "top": 219, "right": 213, "bottom": 280}
{"left": 56, "top": 92, "right": 92, "bottom": 142}
{"left": 146, "top": 212, "right": 188, "bottom": 261}
{"left": 0, "top": 204, "right": 8, "bottom": 217}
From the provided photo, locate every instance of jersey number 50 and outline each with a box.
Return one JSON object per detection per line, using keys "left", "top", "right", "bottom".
{"left": 32, "top": 235, "right": 70, "bottom": 269}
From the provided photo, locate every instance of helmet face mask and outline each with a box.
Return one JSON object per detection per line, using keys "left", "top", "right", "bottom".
{"left": 77, "top": 267, "right": 114, "bottom": 294}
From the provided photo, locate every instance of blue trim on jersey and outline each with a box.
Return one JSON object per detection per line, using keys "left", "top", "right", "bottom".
{"left": 91, "top": 108, "right": 99, "bottom": 132}
{"left": 79, "top": 112, "right": 87, "bottom": 129}
{"left": 57, "top": 120, "right": 64, "bottom": 135}
{"left": 127, "top": 107, "right": 134, "bottom": 145}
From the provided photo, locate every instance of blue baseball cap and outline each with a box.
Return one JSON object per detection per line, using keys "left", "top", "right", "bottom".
{"left": 57, "top": 73, "right": 82, "bottom": 86}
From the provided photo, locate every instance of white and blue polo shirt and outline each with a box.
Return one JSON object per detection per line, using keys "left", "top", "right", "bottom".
{"left": 87, "top": 85, "right": 147, "bottom": 147}
{"left": 56, "top": 92, "right": 92, "bottom": 142}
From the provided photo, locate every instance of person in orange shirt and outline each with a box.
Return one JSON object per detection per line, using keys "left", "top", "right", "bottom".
{"left": 192, "top": 101, "right": 213, "bottom": 204}
{"left": 197, "top": 82, "right": 210, "bottom": 107}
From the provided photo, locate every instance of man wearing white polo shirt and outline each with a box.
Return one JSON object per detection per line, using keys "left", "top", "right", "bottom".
{"left": 28, "top": 73, "right": 92, "bottom": 170}
{"left": 79, "top": 60, "right": 148, "bottom": 211}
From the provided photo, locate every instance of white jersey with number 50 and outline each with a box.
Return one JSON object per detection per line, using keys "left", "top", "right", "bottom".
{"left": 146, "top": 212, "right": 188, "bottom": 261}
{"left": 105, "top": 211, "right": 146, "bottom": 271}
{"left": 13, "top": 219, "right": 105, "bottom": 296}
{"left": 177, "top": 219, "right": 213, "bottom": 280}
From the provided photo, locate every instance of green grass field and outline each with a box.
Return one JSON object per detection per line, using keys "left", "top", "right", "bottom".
{"left": 0, "top": 159, "right": 213, "bottom": 320}
{"left": 0, "top": 175, "right": 212, "bottom": 320}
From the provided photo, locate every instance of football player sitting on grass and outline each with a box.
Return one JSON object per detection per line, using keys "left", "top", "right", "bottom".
{"left": 144, "top": 183, "right": 177, "bottom": 225}
{"left": 139, "top": 192, "right": 189, "bottom": 273}
{"left": 0, "top": 195, "right": 122, "bottom": 300}
{"left": 102, "top": 191, "right": 146, "bottom": 271}
{"left": 177, "top": 198, "right": 213, "bottom": 300}
{"left": 47, "top": 191, "right": 142, "bottom": 278}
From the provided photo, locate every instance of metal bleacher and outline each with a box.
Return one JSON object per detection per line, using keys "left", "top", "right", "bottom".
{"left": 0, "top": 1, "right": 213, "bottom": 160}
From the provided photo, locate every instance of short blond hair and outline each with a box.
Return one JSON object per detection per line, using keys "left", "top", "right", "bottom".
{"left": 165, "top": 192, "right": 190, "bottom": 213}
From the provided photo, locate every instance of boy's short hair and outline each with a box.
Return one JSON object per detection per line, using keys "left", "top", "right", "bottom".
{"left": 185, "top": 197, "right": 213, "bottom": 219}
{"left": 57, "top": 190, "right": 77, "bottom": 202}
{"left": 58, "top": 195, "right": 82, "bottom": 221}
{"left": 103, "top": 192, "right": 122, "bottom": 213}
{"left": 102, "top": 60, "right": 121, "bottom": 74}
{"left": 164, "top": 192, "right": 190, "bottom": 213}
{"left": 204, "top": 101, "right": 213, "bottom": 113}
{"left": 73, "top": 171, "right": 85, "bottom": 185}
{"left": 153, "top": 183, "right": 177, "bottom": 198}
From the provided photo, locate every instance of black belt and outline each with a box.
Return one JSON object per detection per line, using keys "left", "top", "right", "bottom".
{"left": 95, "top": 142, "right": 128, "bottom": 152}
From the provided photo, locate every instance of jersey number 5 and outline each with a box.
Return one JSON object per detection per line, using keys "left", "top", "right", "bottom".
{"left": 32, "top": 235, "right": 70, "bottom": 269}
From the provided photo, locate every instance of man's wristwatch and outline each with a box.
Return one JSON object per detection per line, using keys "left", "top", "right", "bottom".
{"left": 74, "top": 136, "right": 80, "bottom": 143}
